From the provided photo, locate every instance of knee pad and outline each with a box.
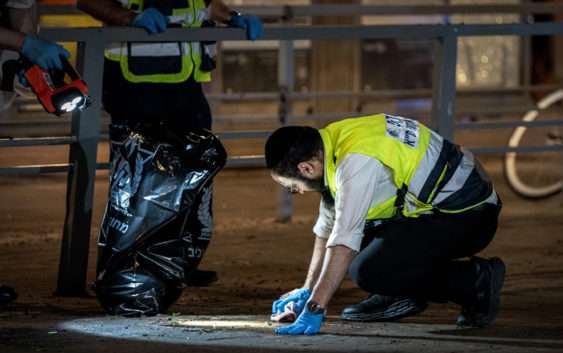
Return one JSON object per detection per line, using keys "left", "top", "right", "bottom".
{"left": 96, "top": 127, "right": 226, "bottom": 315}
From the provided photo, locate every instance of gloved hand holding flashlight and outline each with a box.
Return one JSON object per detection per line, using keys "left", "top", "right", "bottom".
{"left": 20, "top": 35, "right": 70, "bottom": 71}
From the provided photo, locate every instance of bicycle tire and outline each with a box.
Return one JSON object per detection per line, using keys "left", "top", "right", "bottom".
{"left": 503, "top": 89, "right": 563, "bottom": 199}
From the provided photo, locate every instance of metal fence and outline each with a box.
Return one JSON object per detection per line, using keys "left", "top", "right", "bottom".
{"left": 1, "top": 12, "right": 563, "bottom": 295}
{"left": 36, "top": 3, "right": 563, "bottom": 17}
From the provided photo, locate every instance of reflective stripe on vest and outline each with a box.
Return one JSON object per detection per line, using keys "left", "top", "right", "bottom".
{"left": 104, "top": 0, "right": 212, "bottom": 83}
{"left": 319, "top": 114, "right": 494, "bottom": 221}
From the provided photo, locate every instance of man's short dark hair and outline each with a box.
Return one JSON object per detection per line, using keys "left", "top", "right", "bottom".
{"left": 265, "top": 126, "right": 323, "bottom": 177}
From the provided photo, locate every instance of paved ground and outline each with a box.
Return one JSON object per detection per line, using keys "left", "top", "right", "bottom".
{"left": 0, "top": 137, "right": 562, "bottom": 352}
{"left": 3, "top": 314, "right": 563, "bottom": 353}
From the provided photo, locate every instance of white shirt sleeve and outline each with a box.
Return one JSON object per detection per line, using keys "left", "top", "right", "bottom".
{"left": 312, "top": 194, "right": 335, "bottom": 239}
{"left": 313, "top": 153, "right": 392, "bottom": 252}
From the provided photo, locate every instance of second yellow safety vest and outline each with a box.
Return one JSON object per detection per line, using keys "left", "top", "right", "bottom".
{"left": 105, "top": 0, "right": 213, "bottom": 83}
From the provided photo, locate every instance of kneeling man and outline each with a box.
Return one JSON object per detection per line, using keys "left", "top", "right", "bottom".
{"left": 265, "top": 114, "right": 504, "bottom": 335}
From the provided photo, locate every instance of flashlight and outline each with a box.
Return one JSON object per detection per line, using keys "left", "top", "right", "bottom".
{"left": 22, "top": 56, "right": 90, "bottom": 116}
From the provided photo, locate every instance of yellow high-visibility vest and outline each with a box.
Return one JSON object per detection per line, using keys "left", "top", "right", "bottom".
{"left": 105, "top": 0, "right": 213, "bottom": 83}
{"left": 319, "top": 114, "right": 494, "bottom": 221}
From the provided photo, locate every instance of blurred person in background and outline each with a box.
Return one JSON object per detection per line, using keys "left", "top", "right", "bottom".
{"left": 0, "top": 0, "right": 69, "bottom": 109}
{"left": 0, "top": 0, "right": 69, "bottom": 305}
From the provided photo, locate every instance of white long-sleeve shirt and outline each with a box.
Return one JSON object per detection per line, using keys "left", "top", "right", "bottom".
{"left": 312, "top": 153, "right": 497, "bottom": 252}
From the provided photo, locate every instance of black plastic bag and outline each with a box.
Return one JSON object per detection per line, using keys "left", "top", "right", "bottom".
{"left": 95, "top": 127, "right": 226, "bottom": 316}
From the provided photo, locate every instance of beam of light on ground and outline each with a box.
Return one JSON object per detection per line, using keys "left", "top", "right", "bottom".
{"left": 57, "top": 315, "right": 563, "bottom": 352}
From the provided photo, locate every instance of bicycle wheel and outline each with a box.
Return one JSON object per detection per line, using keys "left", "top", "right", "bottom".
{"left": 504, "top": 89, "right": 563, "bottom": 199}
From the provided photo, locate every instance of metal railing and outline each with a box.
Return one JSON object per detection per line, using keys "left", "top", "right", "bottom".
{"left": 37, "top": 3, "right": 563, "bottom": 17}
{"left": 1, "top": 21, "right": 563, "bottom": 295}
{"left": 12, "top": 3, "right": 563, "bottom": 121}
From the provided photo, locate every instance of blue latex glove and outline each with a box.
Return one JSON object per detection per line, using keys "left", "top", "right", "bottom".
{"left": 275, "top": 305, "right": 325, "bottom": 335}
{"left": 132, "top": 7, "right": 169, "bottom": 34}
{"left": 272, "top": 288, "right": 311, "bottom": 317}
{"left": 229, "top": 14, "right": 263, "bottom": 41}
{"left": 20, "top": 35, "right": 70, "bottom": 71}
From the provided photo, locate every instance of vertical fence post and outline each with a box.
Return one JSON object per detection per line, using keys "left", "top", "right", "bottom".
{"left": 521, "top": 2, "right": 532, "bottom": 98}
{"left": 277, "top": 36, "right": 295, "bottom": 223}
{"left": 56, "top": 35, "right": 105, "bottom": 296}
{"left": 431, "top": 27, "right": 458, "bottom": 141}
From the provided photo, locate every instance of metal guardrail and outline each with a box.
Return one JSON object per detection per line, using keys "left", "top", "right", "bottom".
{"left": 0, "top": 136, "right": 76, "bottom": 148}
{"left": 38, "top": 3, "right": 563, "bottom": 17}
{"left": 0, "top": 163, "right": 72, "bottom": 175}
{"left": 2, "top": 22, "right": 563, "bottom": 296}
{"left": 35, "top": 23, "right": 563, "bottom": 42}
{"left": 13, "top": 84, "right": 563, "bottom": 103}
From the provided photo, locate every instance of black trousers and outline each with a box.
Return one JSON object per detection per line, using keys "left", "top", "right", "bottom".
{"left": 349, "top": 202, "right": 502, "bottom": 306}
{"left": 102, "top": 59, "right": 212, "bottom": 131}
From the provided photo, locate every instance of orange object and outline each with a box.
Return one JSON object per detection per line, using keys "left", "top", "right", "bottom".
{"left": 23, "top": 58, "right": 89, "bottom": 115}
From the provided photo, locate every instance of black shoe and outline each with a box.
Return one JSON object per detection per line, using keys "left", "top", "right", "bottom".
{"left": 186, "top": 269, "right": 218, "bottom": 287}
{"left": 0, "top": 285, "right": 17, "bottom": 305}
{"left": 341, "top": 294, "right": 427, "bottom": 322}
{"left": 457, "top": 257, "right": 506, "bottom": 328}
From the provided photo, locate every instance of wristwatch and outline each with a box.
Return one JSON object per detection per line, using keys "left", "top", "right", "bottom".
{"left": 306, "top": 300, "right": 326, "bottom": 315}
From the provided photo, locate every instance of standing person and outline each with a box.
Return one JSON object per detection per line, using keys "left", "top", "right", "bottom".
{"left": 0, "top": 0, "right": 70, "bottom": 108}
{"left": 1, "top": 0, "right": 69, "bottom": 69}
{"left": 0, "top": 0, "right": 69, "bottom": 305}
{"left": 76, "top": 0, "right": 262, "bottom": 316}
{"left": 266, "top": 114, "right": 505, "bottom": 335}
